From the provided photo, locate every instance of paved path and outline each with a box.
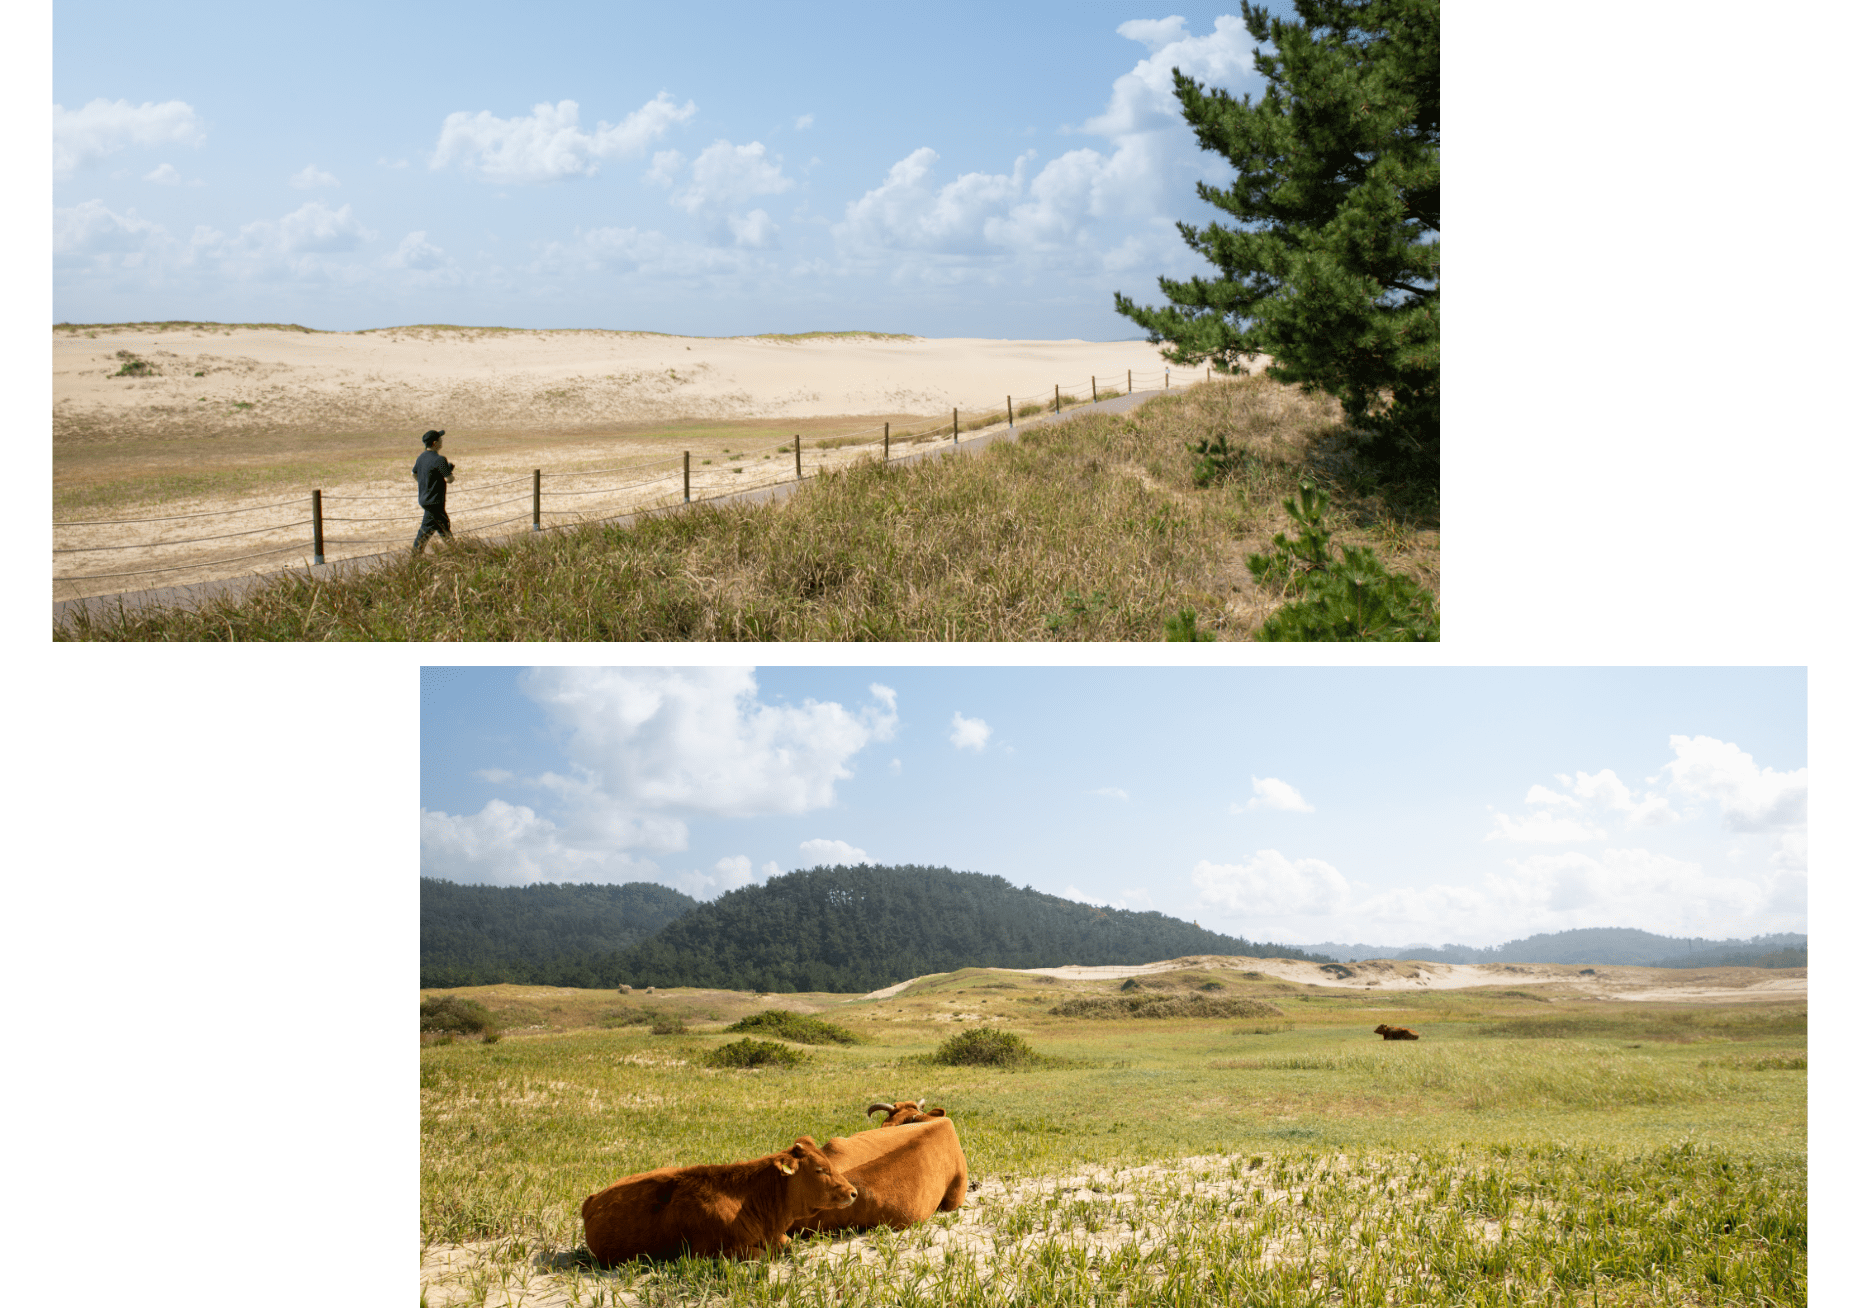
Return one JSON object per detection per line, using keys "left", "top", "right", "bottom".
{"left": 53, "top": 387, "right": 1178, "bottom": 626}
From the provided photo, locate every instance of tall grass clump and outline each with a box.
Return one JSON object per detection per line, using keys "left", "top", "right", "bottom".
{"left": 706, "top": 1038, "right": 807, "bottom": 1069}
{"left": 724, "top": 1009, "right": 861, "bottom": 1045}
{"left": 930, "top": 1027, "right": 1042, "bottom": 1068}
{"left": 420, "top": 995, "right": 499, "bottom": 1041}
{"left": 59, "top": 375, "right": 1437, "bottom": 642}
{"left": 1051, "top": 994, "right": 1285, "bottom": 1020}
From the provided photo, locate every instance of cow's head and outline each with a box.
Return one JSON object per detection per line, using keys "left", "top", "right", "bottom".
{"left": 774, "top": 1137, "right": 857, "bottom": 1209}
{"left": 1373, "top": 1024, "right": 1391, "bottom": 1035}
{"left": 866, "top": 1098, "right": 948, "bottom": 1127}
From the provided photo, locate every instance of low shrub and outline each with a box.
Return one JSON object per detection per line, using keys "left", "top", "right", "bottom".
{"left": 421, "top": 996, "right": 499, "bottom": 1038}
{"left": 707, "top": 1038, "right": 807, "bottom": 1069}
{"left": 1051, "top": 994, "right": 1286, "bottom": 1020}
{"left": 649, "top": 1016, "right": 686, "bottom": 1035}
{"left": 725, "top": 1009, "right": 861, "bottom": 1045}
{"left": 1247, "top": 480, "right": 1439, "bottom": 641}
{"left": 930, "top": 1027, "right": 1042, "bottom": 1068}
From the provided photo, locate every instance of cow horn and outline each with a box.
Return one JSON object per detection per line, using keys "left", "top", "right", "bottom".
{"left": 867, "top": 1102, "right": 896, "bottom": 1116}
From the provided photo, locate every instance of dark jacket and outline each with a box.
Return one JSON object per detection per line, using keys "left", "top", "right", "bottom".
{"left": 414, "top": 450, "right": 454, "bottom": 508}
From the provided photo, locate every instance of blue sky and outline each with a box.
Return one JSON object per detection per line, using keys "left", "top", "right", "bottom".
{"left": 420, "top": 666, "right": 1807, "bottom": 950}
{"left": 54, "top": 1, "right": 1297, "bottom": 336}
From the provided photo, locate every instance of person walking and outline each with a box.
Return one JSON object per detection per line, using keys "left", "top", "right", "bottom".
{"left": 412, "top": 429, "right": 455, "bottom": 553}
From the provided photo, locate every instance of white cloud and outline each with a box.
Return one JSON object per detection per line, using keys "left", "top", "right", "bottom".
{"left": 1193, "top": 851, "right": 1351, "bottom": 917}
{"left": 54, "top": 201, "right": 166, "bottom": 259}
{"left": 386, "top": 230, "right": 449, "bottom": 271}
{"left": 889, "top": 758, "right": 902, "bottom": 775}
{"left": 795, "top": 113, "right": 814, "bottom": 131}
{"left": 516, "top": 667, "right": 897, "bottom": 818}
{"left": 472, "top": 768, "right": 515, "bottom": 784}
{"left": 54, "top": 98, "right": 205, "bottom": 179}
{"left": 1063, "top": 885, "right": 1128, "bottom": 909}
{"left": 1089, "top": 787, "right": 1129, "bottom": 801}
{"left": 431, "top": 92, "right": 697, "bottom": 183}
{"left": 289, "top": 164, "right": 340, "bottom": 189}
{"left": 727, "top": 209, "right": 779, "bottom": 249}
{"left": 712, "top": 855, "right": 760, "bottom": 890}
{"left": 832, "top": 17, "right": 1257, "bottom": 279}
{"left": 665, "top": 141, "right": 792, "bottom": 246}
{"left": 143, "top": 163, "right": 181, "bottom": 186}
{"left": 1660, "top": 735, "right": 1807, "bottom": 832}
{"left": 1483, "top": 809, "right": 1607, "bottom": 843}
{"left": 798, "top": 838, "right": 870, "bottom": 865}
{"left": 271, "top": 201, "right": 372, "bottom": 254}
{"left": 1236, "top": 776, "right": 1313, "bottom": 813}
{"left": 645, "top": 149, "right": 685, "bottom": 187}
{"left": 949, "top": 712, "right": 991, "bottom": 752}
{"left": 1488, "top": 764, "right": 1674, "bottom": 842}
{"left": 420, "top": 800, "right": 655, "bottom": 887}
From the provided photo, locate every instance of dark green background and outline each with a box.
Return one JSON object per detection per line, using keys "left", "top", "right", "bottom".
{"left": 21, "top": 7, "right": 1837, "bottom": 1302}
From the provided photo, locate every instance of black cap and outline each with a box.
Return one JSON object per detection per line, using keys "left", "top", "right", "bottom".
{"left": 422, "top": 429, "right": 446, "bottom": 446}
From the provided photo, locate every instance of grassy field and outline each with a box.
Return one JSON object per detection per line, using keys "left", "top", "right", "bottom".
{"left": 419, "top": 965, "right": 1805, "bottom": 1306}
{"left": 58, "top": 375, "right": 1438, "bottom": 640}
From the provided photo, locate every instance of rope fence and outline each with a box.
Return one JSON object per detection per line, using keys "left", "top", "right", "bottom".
{"left": 53, "top": 363, "right": 1209, "bottom": 593}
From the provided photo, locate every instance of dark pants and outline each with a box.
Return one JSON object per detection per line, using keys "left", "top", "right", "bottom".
{"left": 413, "top": 506, "right": 452, "bottom": 552}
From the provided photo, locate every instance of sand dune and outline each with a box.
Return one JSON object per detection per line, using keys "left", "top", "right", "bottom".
{"left": 54, "top": 325, "right": 1215, "bottom": 600}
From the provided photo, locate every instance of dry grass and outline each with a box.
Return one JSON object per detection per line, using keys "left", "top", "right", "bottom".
{"left": 56, "top": 376, "right": 1437, "bottom": 641}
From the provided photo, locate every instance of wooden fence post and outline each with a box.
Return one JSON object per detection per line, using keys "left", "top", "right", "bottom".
{"left": 1053, "top": 383, "right": 1060, "bottom": 414}
{"left": 1165, "top": 368, "right": 1170, "bottom": 389}
{"left": 311, "top": 489, "right": 324, "bottom": 565}
{"left": 884, "top": 422, "right": 890, "bottom": 460}
{"left": 1128, "top": 368, "right": 1132, "bottom": 394}
{"left": 953, "top": 407, "right": 958, "bottom": 444}
{"left": 683, "top": 451, "right": 690, "bottom": 503}
{"left": 532, "top": 469, "right": 541, "bottom": 531}
{"left": 794, "top": 438, "right": 802, "bottom": 480}
{"left": 1007, "top": 395, "right": 1012, "bottom": 428}
{"left": 1091, "top": 376, "right": 1097, "bottom": 403}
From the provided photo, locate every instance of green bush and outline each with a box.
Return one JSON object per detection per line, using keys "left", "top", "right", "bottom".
{"left": 707, "top": 1038, "right": 807, "bottom": 1069}
{"left": 1162, "top": 607, "right": 1216, "bottom": 641}
{"left": 931, "top": 1027, "right": 1042, "bottom": 1068}
{"left": 420, "top": 995, "right": 499, "bottom": 1038}
{"left": 1050, "top": 994, "right": 1285, "bottom": 1020}
{"left": 1248, "top": 480, "right": 1438, "bottom": 641}
{"left": 725, "top": 1009, "right": 861, "bottom": 1045}
{"left": 649, "top": 1016, "right": 686, "bottom": 1035}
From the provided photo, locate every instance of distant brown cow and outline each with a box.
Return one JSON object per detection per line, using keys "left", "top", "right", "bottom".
{"left": 1373, "top": 1024, "right": 1420, "bottom": 1040}
{"left": 865, "top": 1098, "right": 948, "bottom": 1127}
{"left": 790, "top": 1117, "right": 968, "bottom": 1236}
{"left": 581, "top": 1137, "right": 856, "bottom": 1265}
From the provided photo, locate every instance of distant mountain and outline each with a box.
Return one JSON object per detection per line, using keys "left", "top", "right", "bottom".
{"left": 600, "top": 864, "right": 1335, "bottom": 993}
{"left": 421, "top": 878, "right": 700, "bottom": 988}
{"left": 1303, "top": 927, "right": 1806, "bottom": 969}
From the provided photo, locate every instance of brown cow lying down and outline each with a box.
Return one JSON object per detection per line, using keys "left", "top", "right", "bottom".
{"left": 1374, "top": 1024, "right": 1420, "bottom": 1040}
{"left": 790, "top": 1117, "right": 968, "bottom": 1235}
{"left": 866, "top": 1098, "right": 948, "bottom": 1127}
{"left": 581, "top": 1137, "right": 856, "bottom": 1265}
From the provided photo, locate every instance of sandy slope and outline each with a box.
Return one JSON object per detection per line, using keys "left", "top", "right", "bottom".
{"left": 53, "top": 325, "right": 1185, "bottom": 441}
{"left": 861, "top": 956, "right": 1807, "bottom": 1005}
{"left": 53, "top": 326, "right": 1202, "bottom": 600}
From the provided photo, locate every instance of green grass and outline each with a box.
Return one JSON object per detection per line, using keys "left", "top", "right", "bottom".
{"left": 59, "top": 375, "right": 1438, "bottom": 641}
{"left": 420, "top": 974, "right": 1804, "bottom": 1305}
{"left": 724, "top": 1009, "right": 862, "bottom": 1045}
{"left": 707, "top": 1038, "right": 808, "bottom": 1069}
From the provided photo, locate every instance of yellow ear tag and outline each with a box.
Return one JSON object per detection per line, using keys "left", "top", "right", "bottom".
{"left": 775, "top": 1157, "right": 797, "bottom": 1175}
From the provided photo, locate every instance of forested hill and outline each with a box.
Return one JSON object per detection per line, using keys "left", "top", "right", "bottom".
{"left": 1309, "top": 927, "right": 1806, "bottom": 969}
{"left": 421, "top": 878, "right": 699, "bottom": 988}
{"left": 601, "top": 864, "right": 1334, "bottom": 993}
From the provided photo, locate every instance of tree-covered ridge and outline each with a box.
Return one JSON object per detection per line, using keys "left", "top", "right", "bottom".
{"left": 420, "top": 877, "right": 699, "bottom": 988}
{"left": 602, "top": 864, "right": 1334, "bottom": 993}
{"left": 1308, "top": 928, "right": 1807, "bottom": 969}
